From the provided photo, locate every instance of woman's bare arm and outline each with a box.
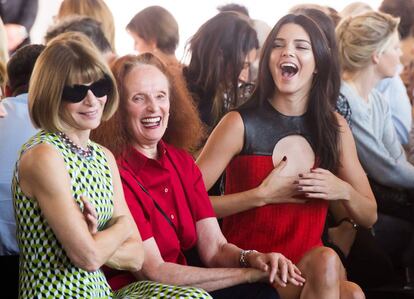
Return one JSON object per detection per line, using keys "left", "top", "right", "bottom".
{"left": 19, "top": 144, "right": 135, "bottom": 271}
{"left": 197, "top": 112, "right": 302, "bottom": 218}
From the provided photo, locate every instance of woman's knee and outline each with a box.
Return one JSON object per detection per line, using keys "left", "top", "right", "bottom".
{"left": 340, "top": 281, "right": 365, "bottom": 299}
{"left": 300, "top": 247, "right": 342, "bottom": 286}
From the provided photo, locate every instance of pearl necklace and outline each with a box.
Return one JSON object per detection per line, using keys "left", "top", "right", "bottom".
{"left": 57, "top": 132, "right": 94, "bottom": 160}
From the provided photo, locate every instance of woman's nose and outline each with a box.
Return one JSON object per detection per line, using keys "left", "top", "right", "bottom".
{"left": 281, "top": 45, "right": 295, "bottom": 58}
{"left": 282, "top": 51, "right": 294, "bottom": 58}
{"left": 83, "top": 90, "right": 98, "bottom": 105}
{"left": 146, "top": 98, "right": 158, "bottom": 111}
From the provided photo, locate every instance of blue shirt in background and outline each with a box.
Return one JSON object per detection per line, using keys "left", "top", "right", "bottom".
{"left": 376, "top": 75, "right": 412, "bottom": 146}
{"left": 0, "top": 93, "right": 38, "bottom": 255}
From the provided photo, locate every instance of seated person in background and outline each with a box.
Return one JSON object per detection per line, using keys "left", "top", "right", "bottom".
{"left": 379, "top": 0, "right": 414, "bottom": 104}
{"left": 0, "top": 0, "right": 38, "bottom": 53}
{"left": 377, "top": 0, "right": 414, "bottom": 147}
{"left": 339, "top": 2, "right": 373, "bottom": 19}
{"left": 197, "top": 13, "right": 374, "bottom": 299}
{"left": 13, "top": 32, "right": 208, "bottom": 298}
{"left": 44, "top": 15, "right": 116, "bottom": 63}
{"left": 92, "top": 53, "right": 305, "bottom": 299}
{"left": 126, "top": 6, "right": 181, "bottom": 68}
{"left": 216, "top": 3, "right": 271, "bottom": 83}
{"left": 183, "top": 12, "right": 258, "bottom": 198}
{"left": 183, "top": 12, "right": 259, "bottom": 133}
{"left": 339, "top": 2, "right": 413, "bottom": 147}
{"left": 56, "top": 0, "right": 116, "bottom": 53}
{"left": 0, "top": 44, "right": 44, "bottom": 298}
{"left": 336, "top": 11, "right": 414, "bottom": 285}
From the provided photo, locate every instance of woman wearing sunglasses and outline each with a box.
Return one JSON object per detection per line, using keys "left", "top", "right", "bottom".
{"left": 12, "top": 32, "right": 210, "bottom": 298}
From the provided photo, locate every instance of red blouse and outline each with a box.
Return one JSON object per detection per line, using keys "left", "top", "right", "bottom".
{"left": 104, "top": 141, "right": 215, "bottom": 290}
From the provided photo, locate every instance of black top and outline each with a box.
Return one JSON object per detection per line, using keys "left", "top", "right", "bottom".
{"left": 183, "top": 68, "right": 254, "bottom": 131}
{"left": 183, "top": 69, "right": 215, "bottom": 129}
{"left": 238, "top": 100, "right": 315, "bottom": 155}
{"left": 0, "top": 0, "right": 38, "bottom": 30}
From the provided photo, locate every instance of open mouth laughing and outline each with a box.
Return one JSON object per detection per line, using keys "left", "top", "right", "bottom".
{"left": 280, "top": 62, "right": 299, "bottom": 79}
{"left": 141, "top": 116, "right": 161, "bottom": 128}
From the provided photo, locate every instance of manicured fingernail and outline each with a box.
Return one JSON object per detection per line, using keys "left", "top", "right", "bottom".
{"left": 298, "top": 173, "right": 303, "bottom": 177}
{"left": 282, "top": 156, "right": 287, "bottom": 161}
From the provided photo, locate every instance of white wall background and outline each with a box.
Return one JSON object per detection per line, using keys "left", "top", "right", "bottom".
{"left": 31, "top": 0, "right": 383, "bottom": 58}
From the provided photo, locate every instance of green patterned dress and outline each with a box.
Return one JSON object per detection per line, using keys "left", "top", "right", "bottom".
{"left": 12, "top": 131, "right": 211, "bottom": 299}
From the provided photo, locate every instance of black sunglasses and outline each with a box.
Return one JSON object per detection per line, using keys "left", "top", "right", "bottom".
{"left": 62, "top": 75, "right": 112, "bottom": 103}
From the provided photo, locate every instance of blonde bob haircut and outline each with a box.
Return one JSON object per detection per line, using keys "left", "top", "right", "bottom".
{"left": 29, "top": 32, "right": 118, "bottom": 132}
{"left": 336, "top": 11, "right": 399, "bottom": 73}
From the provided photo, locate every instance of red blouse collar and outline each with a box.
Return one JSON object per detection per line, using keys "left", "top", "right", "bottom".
{"left": 121, "top": 140, "right": 168, "bottom": 175}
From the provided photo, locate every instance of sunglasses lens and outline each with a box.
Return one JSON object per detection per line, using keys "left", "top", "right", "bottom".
{"left": 90, "top": 77, "right": 112, "bottom": 98}
{"left": 62, "top": 85, "right": 88, "bottom": 103}
{"left": 62, "top": 75, "right": 112, "bottom": 103}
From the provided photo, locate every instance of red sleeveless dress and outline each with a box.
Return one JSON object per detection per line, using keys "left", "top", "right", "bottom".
{"left": 221, "top": 101, "right": 328, "bottom": 263}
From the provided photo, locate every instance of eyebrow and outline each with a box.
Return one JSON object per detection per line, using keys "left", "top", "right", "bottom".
{"left": 135, "top": 90, "right": 168, "bottom": 95}
{"left": 275, "top": 38, "right": 311, "bottom": 44}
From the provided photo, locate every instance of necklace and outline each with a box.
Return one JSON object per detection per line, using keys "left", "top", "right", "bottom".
{"left": 57, "top": 132, "right": 94, "bottom": 160}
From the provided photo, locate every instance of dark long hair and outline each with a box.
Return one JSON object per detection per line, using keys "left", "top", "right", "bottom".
{"left": 184, "top": 11, "right": 258, "bottom": 127}
{"left": 295, "top": 8, "right": 341, "bottom": 109}
{"left": 250, "top": 14, "right": 340, "bottom": 171}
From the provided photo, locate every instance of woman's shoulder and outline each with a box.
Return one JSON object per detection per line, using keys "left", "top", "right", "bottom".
{"left": 18, "top": 138, "right": 66, "bottom": 183}
{"left": 164, "top": 141, "right": 203, "bottom": 170}
{"left": 20, "top": 131, "right": 60, "bottom": 158}
{"left": 90, "top": 142, "right": 113, "bottom": 160}
{"left": 333, "top": 111, "right": 353, "bottom": 137}
{"left": 370, "top": 88, "right": 389, "bottom": 107}
{"left": 163, "top": 141, "right": 193, "bottom": 160}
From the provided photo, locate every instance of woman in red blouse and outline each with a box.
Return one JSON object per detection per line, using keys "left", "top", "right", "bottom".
{"left": 93, "top": 53, "right": 305, "bottom": 299}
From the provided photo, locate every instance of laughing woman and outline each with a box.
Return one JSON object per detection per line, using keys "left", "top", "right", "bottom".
{"left": 92, "top": 53, "right": 306, "bottom": 299}
{"left": 197, "top": 14, "right": 376, "bottom": 299}
{"left": 12, "top": 32, "right": 210, "bottom": 298}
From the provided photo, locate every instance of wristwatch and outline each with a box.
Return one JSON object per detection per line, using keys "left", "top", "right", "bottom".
{"left": 239, "top": 249, "right": 257, "bottom": 267}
